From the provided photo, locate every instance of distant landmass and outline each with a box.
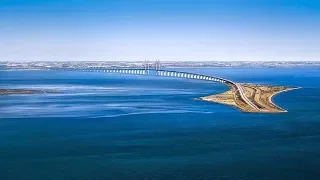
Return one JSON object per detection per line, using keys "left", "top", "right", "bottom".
{"left": 0, "top": 61, "right": 320, "bottom": 70}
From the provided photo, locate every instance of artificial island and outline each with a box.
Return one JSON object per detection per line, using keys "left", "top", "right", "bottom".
{"left": 198, "top": 83, "right": 298, "bottom": 113}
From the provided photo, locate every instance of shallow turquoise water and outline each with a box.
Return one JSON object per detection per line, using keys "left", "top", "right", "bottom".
{"left": 1, "top": 68, "right": 320, "bottom": 180}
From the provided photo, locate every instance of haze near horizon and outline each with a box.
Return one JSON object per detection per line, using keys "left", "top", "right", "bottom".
{"left": 1, "top": 0, "right": 319, "bottom": 62}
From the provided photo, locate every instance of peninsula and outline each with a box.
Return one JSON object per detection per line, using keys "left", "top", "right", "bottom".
{"left": 198, "top": 83, "right": 299, "bottom": 113}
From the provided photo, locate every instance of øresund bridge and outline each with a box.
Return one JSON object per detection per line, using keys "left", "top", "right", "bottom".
{"left": 50, "top": 60, "right": 260, "bottom": 111}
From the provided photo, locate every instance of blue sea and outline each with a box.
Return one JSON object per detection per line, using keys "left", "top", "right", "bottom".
{"left": 1, "top": 67, "right": 320, "bottom": 180}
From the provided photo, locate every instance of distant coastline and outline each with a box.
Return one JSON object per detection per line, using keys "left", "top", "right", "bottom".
{"left": 1, "top": 61, "right": 320, "bottom": 71}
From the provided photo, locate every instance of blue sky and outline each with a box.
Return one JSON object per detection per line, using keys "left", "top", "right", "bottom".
{"left": 1, "top": 0, "right": 319, "bottom": 61}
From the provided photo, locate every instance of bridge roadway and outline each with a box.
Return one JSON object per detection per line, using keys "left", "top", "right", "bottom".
{"left": 50, "top": 68, "right": 260, "bottom": 111}
{"left": 234, "top": 83, "right": 260, "bottom": 110}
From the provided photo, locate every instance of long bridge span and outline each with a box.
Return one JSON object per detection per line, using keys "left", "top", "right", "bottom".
{"left": 65, "top": 68, "right": 232, "bottom": 84}
{"left": 49, "top": 66, "right": 260, "bottom": 111}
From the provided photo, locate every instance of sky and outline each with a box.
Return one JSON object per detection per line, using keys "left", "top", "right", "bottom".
{"left": 0, "top": 0, "right": 319, "bottom": 61}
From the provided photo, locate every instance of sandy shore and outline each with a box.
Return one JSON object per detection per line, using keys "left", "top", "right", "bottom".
{"left": 267, "top": 87, "right": 301, "bottom": 112}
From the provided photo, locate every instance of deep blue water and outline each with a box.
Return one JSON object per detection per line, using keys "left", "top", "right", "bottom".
{"left": 1, "top": 68, "right": 320, "bottom": 180}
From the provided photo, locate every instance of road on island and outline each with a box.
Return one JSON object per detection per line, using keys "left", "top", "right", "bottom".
{"left": 234, "top": 83, "right": 260, "bottom": 110}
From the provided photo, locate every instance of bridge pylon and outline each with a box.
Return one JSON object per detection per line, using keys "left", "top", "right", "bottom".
{"left": 155, "top": 59, "right": 161, "bottom": 71}
{"left": 144, "top": 59, "right": 150, "bottom": 75}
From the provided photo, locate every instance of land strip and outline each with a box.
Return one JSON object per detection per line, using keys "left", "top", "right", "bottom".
{"left": 0, "top": 89, "right": 59, "bottom": 95}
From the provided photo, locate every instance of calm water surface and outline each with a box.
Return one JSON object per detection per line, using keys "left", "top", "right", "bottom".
{"left": 0, "top": 68, "right": 320, "bottom": 180}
